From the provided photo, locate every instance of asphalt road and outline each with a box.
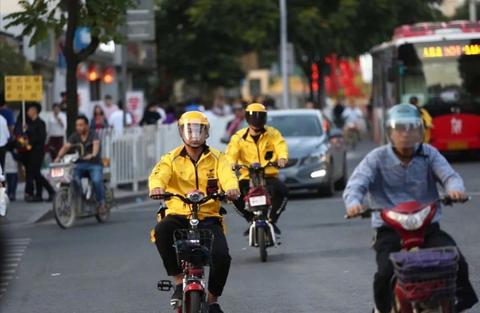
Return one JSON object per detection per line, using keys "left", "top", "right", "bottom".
{"left": 1, "top": 145, "right": 479, "bottom": 313}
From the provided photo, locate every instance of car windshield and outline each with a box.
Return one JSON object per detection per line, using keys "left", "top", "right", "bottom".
{"left": 267, "top": 114, "right": 323, "bottom": 137}
{"left": 397, "top": 40, "right": 480, "bottom": 111}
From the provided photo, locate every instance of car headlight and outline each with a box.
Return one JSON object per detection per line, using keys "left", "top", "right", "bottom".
{"left": 301, "top": 154, "right": 327, "bottom": 165}
{"left": 385, "top": 206, "right": 432, "bottom": 230}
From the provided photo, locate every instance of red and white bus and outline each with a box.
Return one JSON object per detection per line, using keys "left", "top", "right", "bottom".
{"left": 371, "top": 21, "right": 480, "bottom": 152}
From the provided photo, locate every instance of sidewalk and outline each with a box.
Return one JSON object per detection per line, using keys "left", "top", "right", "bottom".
{"left": 0, "top": 183, "right": 149, "bottom": 226}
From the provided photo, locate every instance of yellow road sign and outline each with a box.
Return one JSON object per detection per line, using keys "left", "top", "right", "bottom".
{"left": 4, "top": 75, "right": 43, "bottom": 101}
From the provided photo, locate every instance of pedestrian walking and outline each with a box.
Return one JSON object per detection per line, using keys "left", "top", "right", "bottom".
{"left": 46, "top": 103, "right": 66, "bottom": 160}
{"left": 0, "top": 114, "right": 9, "bottom": 170}
{"left": 162, "top": 106, "right": 177, "bottom": 125}
{"left": 59, "top": 91, "right": 68, "bottom": 112}
{"left": 90, "top": 105, "right": 109, "bottom": 132}
{"left": 140, "top": 102, "right": 161, "bottom": 126}
{"left": 108, "top": 101, "right": 132, "bottom": 136}
{"left": 4, "top": 149, "right": 18, "bottom": 201}
{"left": 0, "top": 92, "right": 16, "bottom": 135}
{"left": 102, "top": 94, "right": 119, "bottom": 120}
{"left": 17, "top": 102, "right": 55, "bottom": 202}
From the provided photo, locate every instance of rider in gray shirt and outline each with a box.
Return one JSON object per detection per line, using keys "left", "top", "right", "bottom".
{"left": 343, "top": 104, "right": 477, "bottom": 313}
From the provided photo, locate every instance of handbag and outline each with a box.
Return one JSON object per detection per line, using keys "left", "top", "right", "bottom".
{"left": 0, "top": 186, "right": 9, "bottom": 217}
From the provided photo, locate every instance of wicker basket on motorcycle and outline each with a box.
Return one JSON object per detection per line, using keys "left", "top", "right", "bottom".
{"left": 173, "top": 229, "right": 214, "bottom": 267}
{"left": 390, "top": 247, "right": 458, "bottom": 302}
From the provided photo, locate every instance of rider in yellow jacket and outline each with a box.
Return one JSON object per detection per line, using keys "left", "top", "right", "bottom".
{"left": 409, "top": 96, "right": 433, "bottom": 143}
{"left": 225, "top": 103, "right": 289, "bottom": 235}
{"left": 149, "top": 111, "right": 239, "bottom": 313}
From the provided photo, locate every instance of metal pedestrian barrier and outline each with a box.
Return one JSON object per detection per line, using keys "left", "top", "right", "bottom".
{"left": 99, "top": 115, "right": 230, "bottom": 191}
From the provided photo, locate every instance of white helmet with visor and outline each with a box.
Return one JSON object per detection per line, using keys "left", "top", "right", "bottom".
{"left": 385, "top": 104, "right": 424, "bottom": 148}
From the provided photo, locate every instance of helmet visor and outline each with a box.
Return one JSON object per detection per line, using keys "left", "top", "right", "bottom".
{"left": 246, "top": 111, "right": 267, "bottom": 128}
{"left": 387, "top": 118, "right": 424, "bottom": 148}
{"left": 180, "top": 123, "right": 208, "bottom": 146}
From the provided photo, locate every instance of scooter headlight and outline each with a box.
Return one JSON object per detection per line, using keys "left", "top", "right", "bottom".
{"left": 385, "top": 206, "right": 432, "bottom": 230}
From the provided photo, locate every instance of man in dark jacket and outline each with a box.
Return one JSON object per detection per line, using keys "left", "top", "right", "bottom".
{"left": 17, "top": 102, "right": 55, "bottom": 202}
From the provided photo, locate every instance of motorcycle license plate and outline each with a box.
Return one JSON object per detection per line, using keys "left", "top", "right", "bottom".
{"left": 249, "top": 195, "right": 267, "bottom": 207}
{"left": 51, "top": 167, "right": 65, "bottom": 178}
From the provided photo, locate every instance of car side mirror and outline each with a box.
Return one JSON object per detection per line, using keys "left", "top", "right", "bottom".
{"left": 329, "top": 128, "right": 343, "bottom": 139}
{"left": 265, "top": 151, "right": 273, "bottom": 161}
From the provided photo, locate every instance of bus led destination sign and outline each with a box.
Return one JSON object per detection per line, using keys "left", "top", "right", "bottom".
{"left": 422, "top": 44, "right": 480, "bottom": 58}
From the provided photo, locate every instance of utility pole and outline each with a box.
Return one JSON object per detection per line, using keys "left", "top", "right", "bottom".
{"left": 280, "top": 0, "right": 290, "bottom": 109}
{"left": 121, "top": 38, "right": 128, "bottom": 127}
{"left": 470, "top": 0, "right": 477, "bottom": 22}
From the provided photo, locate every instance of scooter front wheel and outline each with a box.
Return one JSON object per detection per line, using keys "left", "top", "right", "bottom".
{"left": 95, "top": 186, "right": 112, "bottom": 223}
{"left": 184, "top": 290, "right": 203, "bottom": 313}
{"left": 53, "top": 187, "right": 75, "bottom": 229}
{"left": 258, "top": 228, "right": 268, "bottom": 262}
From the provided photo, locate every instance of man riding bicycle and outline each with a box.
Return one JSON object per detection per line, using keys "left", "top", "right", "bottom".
{"left": 55, "top": 116, "right": 105, "bottom": 214}
{"left": 149, "top": 111, "right": 240, "bottom": 313}
{"left": 225, "top": 103, "right": 289, "bottom": 235}
{"left": 343, "top": 104, "right": 478, "bottom": 313}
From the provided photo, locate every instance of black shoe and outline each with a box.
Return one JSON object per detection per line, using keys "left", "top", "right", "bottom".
{"left": 45, "top": 194, "right": 55, "bottom": 202}
{"left": 272, "top": 223, "right": 281, "bottom": 235}
{"left": 209, "top": 303, "right": 224, "bottom": 313}
{"left": 170, "top": 284, "right": 183, "bottom": 308}
{"left": 32, "top": 196, "right": 43, "bottom": 202}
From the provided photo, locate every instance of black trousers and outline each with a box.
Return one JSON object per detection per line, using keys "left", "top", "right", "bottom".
{"left": 0, "top": 145, "right": 6, "bottom": 170}
{"left": 373, "top": 223, "right": 478, "bottom": 313}
{"left": 23, "top": 149, "right": 55, "bottom": 198}
{"left": 154, "top": 215, "right": 231, "bottom": 297}
{"left": 233, "top": 178, "right": 289, "bottom": 224}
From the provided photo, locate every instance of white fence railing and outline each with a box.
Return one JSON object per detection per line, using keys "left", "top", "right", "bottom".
{"left": 100, "top": 114, "right": 231, "bottom": 191}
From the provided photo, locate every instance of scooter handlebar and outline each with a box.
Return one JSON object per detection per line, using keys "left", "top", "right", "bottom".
{"left": 344, "top": 196, "right": 470, "bottom": 220}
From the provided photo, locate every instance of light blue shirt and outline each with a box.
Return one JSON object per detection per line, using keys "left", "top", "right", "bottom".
{"left": 343, "top": 144, "right": 465, "bottom": 228}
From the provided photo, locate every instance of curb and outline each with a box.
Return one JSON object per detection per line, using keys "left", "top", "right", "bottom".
{"left": 34, "top": 190, "right": 149, "bottom": 224}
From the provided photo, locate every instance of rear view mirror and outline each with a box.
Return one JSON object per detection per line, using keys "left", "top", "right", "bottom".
{"left": 329, "top": 128, "right": 343, "bottom": 139}
{"left": 264, "top": 151, "right": 273, "bottom": 160}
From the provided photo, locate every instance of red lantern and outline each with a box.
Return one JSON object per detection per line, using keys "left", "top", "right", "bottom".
{"left": 87, "top": 64, "right": 100, "bottom": 81}
{"left": 103, "top": 67, "right": 115, "bottom": 84}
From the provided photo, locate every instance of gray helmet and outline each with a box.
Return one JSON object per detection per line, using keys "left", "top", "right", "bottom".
{"left": 385, "top": 104, "right": 423, "bottom": 148}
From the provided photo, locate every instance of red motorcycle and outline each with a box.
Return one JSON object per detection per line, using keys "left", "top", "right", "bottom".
{"left": 157, "top": 191, "right": 224, "bottom": 313}
{"left": 235, "top": 162, "right": 278, "bottom": 262}
{"left": 348, "top": 196, "right": 469, "bottom": 313}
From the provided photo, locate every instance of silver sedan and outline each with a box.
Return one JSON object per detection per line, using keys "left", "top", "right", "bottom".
{"left": 268, "top": 109, "right": 347, "bottom": 196}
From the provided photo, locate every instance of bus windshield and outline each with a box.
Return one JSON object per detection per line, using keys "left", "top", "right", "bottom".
{"left": 397, "top": 40, "right": 480, "bottom": 113}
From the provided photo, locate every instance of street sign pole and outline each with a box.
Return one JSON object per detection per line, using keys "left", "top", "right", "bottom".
{"left": 280, "top": 0, "right": 290, "bottom": 109}
{"left": 123, "top": 0, "right": 155, "bottom": 126}
{"left": 22, "top": 78, "right": 26, "bottom": 128}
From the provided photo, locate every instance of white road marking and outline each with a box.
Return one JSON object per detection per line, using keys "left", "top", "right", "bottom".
{"left": 0, "top": 238, "right": 30, "bottom": 298}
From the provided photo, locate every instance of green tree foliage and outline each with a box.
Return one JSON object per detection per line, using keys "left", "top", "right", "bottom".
{"left": 288, "top": 0, "right": 445, "bottom": 105}
{"left": 156, "top": 0, "right": 445, "bottom": 103}
{"left": 5, "top": 0, "right": 135, "bottom": 135}
{"left": 155, "top": 0, "right": 278, "bottom": 100}
{"left": 0, "top": 42, "right": 32, "bottom": 93}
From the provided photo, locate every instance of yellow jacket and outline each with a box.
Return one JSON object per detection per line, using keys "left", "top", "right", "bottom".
{"left": 225, "top": 126, "right": 288, "bottom": 180}
{"left": 420, "top": 108, "right": 433, "bottom": 143}
{"left": 148, "top": 145, "right": 239, "bottom": 220}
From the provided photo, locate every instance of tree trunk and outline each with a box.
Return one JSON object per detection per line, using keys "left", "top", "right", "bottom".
{"left": 66, "top": 61, "right": 79, "bottom": 137}
{"left": 316, "top": 59, "right": 327, "bottom": 109}
{"left": 64, "top": 0, "right": 80, "bottom": 137}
